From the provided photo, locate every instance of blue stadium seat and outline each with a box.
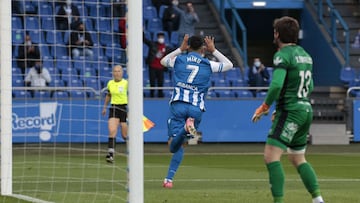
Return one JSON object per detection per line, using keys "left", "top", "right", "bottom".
{"left": 25, "top": 16, "right": 40, "bottom": 30}
{"left": 105, "top": 43, "right": 126, "bottom": 64}
{"left": 46, "top": 31, "right": 63, "bottom": 44}
{"left": 49, "top": 78, "right": 65, "bottom": 87}
{"left": 13, "top": 90, "right": 31, "bottom": 99}
{"left": 256, "top": 91, "right": 267, "bottom": 98}
{"left": 33, "top": 91, "right": 51, "bottom": 98}
{"left": 143, "top": 44, "right": 149, "bottom": 59}
{"left": 39, "top": 45, "right": 51, "bottom": 57}
{"left": 29, "top": 30, "right": 44, "bottom": 44}
{"left": 12, "top": 67, "right": 22, "bottom": 78}
{"left": 38, "top": 3, "right": 53, "bottom": 16}
{"left": 143, "top": 0, "right": 153, "bottom": 7}
{"left": 146, "top": 18, "right": 162, "bottom": 34}
{"left": 12, "top": 30, "right": 24, "bottom": 44}
{"left": 61, "top": 67, "right": 79, "bottom": 81}
{"left": 97, "top": 62, "right": 112, "bottom": 77}
{"left": 83, "top": 18, "right": 95, "bottom": 31}
{"left": 70, "top": 90, "right": 87, "bottom": 98}
{"left": 56, "top": 56, "right": 72, "bottom": 75}
{"left": 63, "top": 30, "right": 71, "bottom": 45}
{"left": 24, "top": 1, "right": 37, "bottom": 14}
{"left": 52, "top": 91, "right": 69, "bottom": 99}
{"left": 143, "top": 6, "right": 157, "bottom": 22}
{"left": 12, "top": 78, "right": 25, "bottom": 87}
{"left": 99, "top": 32, "right": 114, "bottom": 46}
{"left": 51, "top": 45, "right": 68, "bottom": 58}
{"left": 92, "top": 45, "right": 105, "bottom": 59}
{"left": 96, "top": 17, "right": 111, "bottom": 32}
{"left": 66, "top": 77, "right": 83, "bottom": 87}
{"left": 12, "top": 16, "right": 23, "bottom": 30}
{"left": 76, "top": 4, "right": 88, "bottom": 17}
{"left": 215, "top": 90, "right": 235, "bottom": 98}
{"left": 340, "top": 66, "right": 356, "bottom": 84}
{"left": 41, "top": 17, "right": 56, "bottom": 31}
{"left": 170, "top": 31, "right": 179, "bottom": 47}
{"left": 234, "top": 90, "right": 253, "bottom": 98}
{"left": 159, "top": 5, "right": 168, "bottom": 19}
{"left": 84, "top": 78, "right": 101, "bottom": 91}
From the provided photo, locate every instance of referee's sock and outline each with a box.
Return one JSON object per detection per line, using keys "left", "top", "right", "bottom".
{"left": 108, "top": 137, "right": 116, "bottom": 156}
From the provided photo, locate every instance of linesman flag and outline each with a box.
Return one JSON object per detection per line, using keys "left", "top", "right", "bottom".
{"left": 143, "top": 116, "right": 155, "bottom": 132}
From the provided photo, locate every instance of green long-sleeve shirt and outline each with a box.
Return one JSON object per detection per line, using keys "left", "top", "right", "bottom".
{"left": 265, "top": 45, "right": 314, "bottom": 111}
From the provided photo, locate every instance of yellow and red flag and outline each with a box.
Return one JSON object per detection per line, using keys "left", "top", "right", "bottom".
{"left": 143, "top": 116, "right": 155, "bottom": 132}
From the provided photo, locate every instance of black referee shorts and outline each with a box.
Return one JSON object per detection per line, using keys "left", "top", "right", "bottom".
{"left": 108, "top": 104, "right": 127, "bottom": 122}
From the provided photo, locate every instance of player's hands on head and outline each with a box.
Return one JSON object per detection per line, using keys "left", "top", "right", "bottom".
{"left": 180, "top": 34, "right": 189, "bottom": 52}
{"left": 204, "top": 36, "right": 215, "bottom": 53}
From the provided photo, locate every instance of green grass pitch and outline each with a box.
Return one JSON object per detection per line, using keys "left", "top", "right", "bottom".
{"left": 1, "top": 143, "right": 360, "bottom": 203}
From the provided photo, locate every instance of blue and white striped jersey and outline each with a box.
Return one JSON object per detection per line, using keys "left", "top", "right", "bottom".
{"left": 161, "top": 48, "right": 233, "bottom": 111}
{"left": 171, "top": 52, "right": 212, "bottom": 110}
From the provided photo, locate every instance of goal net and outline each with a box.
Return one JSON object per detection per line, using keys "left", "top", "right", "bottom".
{"left": 1, "top": 0, "right": 144, "bottom": 202}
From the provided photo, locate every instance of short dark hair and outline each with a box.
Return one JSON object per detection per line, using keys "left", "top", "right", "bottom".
{"left": 273, "top": 16, "right": 299, "bottom": 43}
{"left": 157, "top": 32, "right": 165, "bottom": 37}
{"left": 188, "top": 35, "right": 203, "bottom": 51}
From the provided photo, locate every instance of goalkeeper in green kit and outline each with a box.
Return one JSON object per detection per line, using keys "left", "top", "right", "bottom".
{"left": 251, "top": 16, "right": 325, "bottom": 203}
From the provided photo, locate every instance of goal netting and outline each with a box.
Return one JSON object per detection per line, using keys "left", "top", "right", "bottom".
{"left": 1, "top": 0, "right": 144, "bottom": 202}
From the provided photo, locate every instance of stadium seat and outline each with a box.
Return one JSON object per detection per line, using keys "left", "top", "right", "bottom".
{"left": 146, "top": 18, "right": 163, "bottom": 34}
{"left": 159, "top": 5, "right": 168, "bottom": 19}
{"left": 215, "top": 90, "right": 235, "bottom": 98}
{"left": 105, "top": 43, "right": 126, "bottom": 64}
{"left": 256, "top": 91, "right": 267, "bottom": 98}
{"left": 51, "top": 45, "right": 68, "bottom": 58}
{"left": 66, "top": 77, "right": 83, "bottom": 88}
{"left": 170, "top": 31, "right": 179, "bottom": 47}
{"left": 143, "top": 44, "right": 149, "bottom": 59}
{"left": 52, "top": 91, "right": 69, "bottom": 99}
{"left": 340, "top": 66, "right": 356, "bottom": 84}
{"left": 95, "top": 17, "right": 111, "bottom": 32}
{"left": 39, "top": 45, "right": 51, "bottom": 57}
{"left": 24, "top": 1, "right": 37, "bottom": 14}
{"left": 99, "top": 32, "right": 114, "bottom": 46}
{"left": 12, "top": 67, "right": 22, "bottom": 78}
{"left": 70, "top": 90, "right": 87, "bottom": 98}
{"left": 33, "top": 91, "right": 51, "bottom": 98}
{"left": 84, "top": 78, "right": 101, "bottom": 91}
{"left": 38, "top": 3, "right": 53, "bottom": 16}
{"left": 12, "top": 16, "right": 23, "bottom": 30}
{"left": 41, "top": 17, "right": 56, "bottom": 31}
{"left": 76, "top": 4, "right": 88, "bottom": 17}
{"left": 97, "top": 62, "right": 112, "bottom": 77}
{"left": 83, "top": 18, "right": 95, "bottom": 32}
{"left": 143, "top": 0, "right": 153, "bottom": 7}
{"left": 13, "top": 90, "right": 31, "bottom": 99}
{"left": 143, "top": 6, "right": 158, "bottom": 22}
{"left": 29, "top": 30, "right": 44, "bottom": 44}
{"left": 234, "top": 90, "right": 253, "bottom": 98}
{"left": 12, "top": 30, "right": 24, "bottom": 44}
{"left": 49, "top": 78, "right": 65, "bottom": 87}
{"left": 348, "top": 80, "right": 360, "bottom": 97}
{"left": 46, "top": 31, "right": 63, "bottom": 44}
{"left": 25, "top": 16, "right": 40, "bottom": 30}
{"left": 12, "top": 78, "right": 25, "bottom": 87}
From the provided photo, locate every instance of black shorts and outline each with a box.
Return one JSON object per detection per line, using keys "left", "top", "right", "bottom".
{"left": 108, "top": 104, "right": 127, "bottom": 122}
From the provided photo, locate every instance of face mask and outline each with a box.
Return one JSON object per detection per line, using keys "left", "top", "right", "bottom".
{"left": 254, "top": 61, "right": 261, "bottom": 67}
{"left": 158, "top": 38, "right": 165, "bottom": 44}
{"left": 172, "top": 0, "right": 179, "bottom": 6}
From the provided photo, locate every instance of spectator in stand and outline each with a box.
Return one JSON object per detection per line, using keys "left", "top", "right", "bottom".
{"left": 162, "top": 0, "right": 180, "bottom": 37}
{"left": 351, "top": 29, "right": 360, "bottom": 48}
{"left": 173, "top": 1, "right": 199, "bottom": 43}
{"left": 69, "top": 21, "right": 94, "bottom": 59}
{"left": 56, "top": 0, "right": 80, "bottom": 31}
{"left": 17, "top": 33, "right": 41, "bottom": 75}
{"left": 24, "top": 59, "right": 52, "bottom": 97}
{"left": 119, "top": 18, "right": 127, "bottom": 49}
{"left": 248, "top": 57, "right": 270, "bottom": 97}
{"left": 143, "top": 32, "right": 172, "bottom": 97}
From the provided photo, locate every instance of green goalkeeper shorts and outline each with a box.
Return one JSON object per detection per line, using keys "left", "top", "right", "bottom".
{"left": 266, "top": 108, "right": 312, "bottom": 151}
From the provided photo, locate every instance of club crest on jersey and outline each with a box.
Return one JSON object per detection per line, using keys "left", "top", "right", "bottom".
{"left": 273, "top": 56, "right": 283, "bottom": 66}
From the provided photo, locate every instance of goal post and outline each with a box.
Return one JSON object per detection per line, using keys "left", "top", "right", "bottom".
{"left": 1, "top": 0, "right": 13, "bottom": 196}
{"left": 127, "top": 0, "right": 144, "bottom": 202}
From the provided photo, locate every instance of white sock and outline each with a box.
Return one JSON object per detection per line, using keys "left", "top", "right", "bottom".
{"left": 312, "top": 196, "right": 324, "bottom": 203}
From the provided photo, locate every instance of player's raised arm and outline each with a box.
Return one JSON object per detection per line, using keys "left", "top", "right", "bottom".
{"left": 160, "top": 34, "right": 190, "bottom": 68}
{"left": 204, "top": 36, "right": 233, "bottom": 72}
